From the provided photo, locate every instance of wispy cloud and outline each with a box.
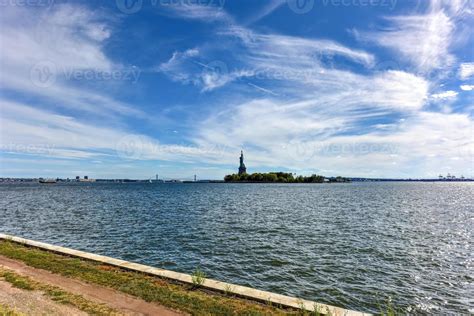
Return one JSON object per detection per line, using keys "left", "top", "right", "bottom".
{"left": 431, "top": 90, "right": 458, "bottom": 99}
{"left": 243, "top": 0, "right": 286, "bottom": 25}
{"left": 159, "top": 2, "right": 232, "bottom": 23}
{"left": 0, "top": 100, "right": 225, "bottom": 162}
{"left": 224, "top": 26, "right": 375, "bottom": 68}
{"left": 194, "top": 97, "right": 473, "bottom": 177}
{"left": 1, "top": 4, "right": 113, "bottom": 71}
{"left": 2, "top": 1, "right": 472, "bottom": 178}
{"left": 152, "top": 1, "right": 474, "bottom": 178}
{"left": 157, "top": 49, "right": 254, "bottom": 91}
{"left": 361, "top": 10, "right": 455, "bottom": 74}
{"left": 158, "top": 24, "right": 377, "bottom": 92}
{"left": 459, "top": 62, "right": 474, "bottom": 80}
{"left": 460, "top": 85, "right": 474, "bottom": 91}
{"left": 1, "top": 100, "right": 125, "bottom": 159}
{"left": 0, "top": 4, "right": 144, "bottom": 118}
{"left": 157, "top": 48, "right": 200, "bottom": 83}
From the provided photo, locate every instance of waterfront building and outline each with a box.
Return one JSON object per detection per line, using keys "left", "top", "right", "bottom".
{"left": 238, "top": 150, "right": 247, "bottom": 175}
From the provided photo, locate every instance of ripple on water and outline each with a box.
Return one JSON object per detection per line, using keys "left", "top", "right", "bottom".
{"left": 0, "top": 182, "right": 472, "bottom": 314}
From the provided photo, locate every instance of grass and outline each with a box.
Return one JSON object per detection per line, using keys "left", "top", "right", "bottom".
{"left": 0, "top": 304, "right": 24, "bottom": 316}
{"left": 0, "top": 240, "right": 404, "bottom": 315}
{"left": 191, "top": 267, "right": 206, "bottom": 288}
{"left": 0, "top": 268, "right": 120, "bottom": 315}
{"left": 378, "top": 297, "right": 403, "bottom": 316}
{"left": 2, "top": 271, "right": 33, "bottom": 290}
{"left": 0, "top": 240, "right": 314, "bottom": 316}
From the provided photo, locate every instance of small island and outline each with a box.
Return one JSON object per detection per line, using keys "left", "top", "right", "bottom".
{"left": 224, "top": 151, "right": 350, "bottom": 183}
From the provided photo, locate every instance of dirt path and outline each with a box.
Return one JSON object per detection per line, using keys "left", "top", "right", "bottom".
{"left": 0, "top": 279, "right": 87, "bottom": 315}
{"left": 0, "top": 255, "right": 183, "bottom": 316}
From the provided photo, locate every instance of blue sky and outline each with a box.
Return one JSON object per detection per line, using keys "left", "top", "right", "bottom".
{"left": 0, "top": 0, "right": 473, "bottom": 179}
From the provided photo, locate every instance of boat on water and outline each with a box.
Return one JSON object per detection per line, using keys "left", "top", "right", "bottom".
{"left": 39, "top": 178, "right": 57, "bottom": 184}
{"left": 78, "top": 179, "right": 96, "bottom": 183}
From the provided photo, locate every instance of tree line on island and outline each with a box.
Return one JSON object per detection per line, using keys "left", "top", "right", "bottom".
{"left": 224, "top": 172, "right": 350, "bottom": 183}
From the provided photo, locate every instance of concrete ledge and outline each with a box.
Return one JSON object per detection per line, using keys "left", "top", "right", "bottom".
{"left": 0, "top": 233, "right": 370, "bottom": 316}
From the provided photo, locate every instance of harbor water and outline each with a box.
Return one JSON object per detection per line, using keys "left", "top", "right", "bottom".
{"left": 0, "top": 182, "right": 472, "bottom": 314}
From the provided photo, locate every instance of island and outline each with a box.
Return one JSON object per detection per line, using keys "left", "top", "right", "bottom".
{"left": 224, "top": 151, "right": 350, "bottom": 183}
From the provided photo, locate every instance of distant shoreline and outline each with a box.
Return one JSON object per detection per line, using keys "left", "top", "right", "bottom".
{"left": 0, "top": 178, "right": 473, "bottom": 184}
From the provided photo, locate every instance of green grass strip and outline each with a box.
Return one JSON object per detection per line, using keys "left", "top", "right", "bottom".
{"left": 0, "top": 267, "right": 120, "bottom": 315}
{"left": 0, "top": 304, "right": 24, "bottom": 316}
{"left": 0, "top": 241, "right": 316, "bottom": 315}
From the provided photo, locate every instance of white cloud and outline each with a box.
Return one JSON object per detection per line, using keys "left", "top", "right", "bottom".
{"left": 2, "top": 1, "right": 470, "bottom": 179}
{"left": 158, "top": 33, "right": 427, "bottom": 111}
{"left": 359, "top": 1, "right": 474, "bottom": 76}
{"left": 0, "top": 100, "right": 225, "bottom": 162}
{"left": 225, "top": 26, "right": 375, "bottom": 67}
{"left": 158, "top": 48, "right": 200, "bottom": 83}
{"left": 243, "top": 0, "right": 286, "bottom": 24}
{"left": 160, "top": 3, "right": 231, "bottom": 23}
{"left": 460, "top": 85, "right": 474, "bottom": 91}
{"left": 0, "top": 4, "right": 143, "bottom": 118}
{"left": 157, "top": 16, "right": 432, "bottom": 176}
{"left": 0, "top": 4, "right": 113, "bottom": 71}
{"left": 158, "top": 49, "right": 254, "bottom": 91}
{"left": 1, "top": 100, "right": 125, "bottom": 153}
{"left": 430, "top": 0, "right": 474, "bottom": 16}
{"left": 224, "top": 27, "right": 428, "bottom": 112}
{"left": 367, "top": 71, "right": 429, "bottom": 110}
{"left": 459, "top": 62, "right": 474, "bottom": 79}
{"left": 431, "top": 90, "right": 458, "bottom": 99}
{"left": 194, "top": 97, "right": 474, "bottom": 177}
{"left": 362, "top": 10, "right": 455, "bottom": 73}
{"left": 200, "top": 69, "right": 244, "bottom": 91}
{"left": 158, "top": 25, "right": 378, "bottom": 92}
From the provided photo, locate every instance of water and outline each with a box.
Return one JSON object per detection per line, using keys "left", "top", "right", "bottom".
{"left": 0, "top": 182, "right": 472, "bottom": 314}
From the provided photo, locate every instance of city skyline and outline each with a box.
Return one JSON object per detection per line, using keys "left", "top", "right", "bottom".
{"left": 1, "top": 0, "right": 473, "bottom": 179}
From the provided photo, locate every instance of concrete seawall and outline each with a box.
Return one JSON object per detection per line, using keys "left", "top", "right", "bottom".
{"left": 0, "top": 233, "right": 370, "bottom": 316}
